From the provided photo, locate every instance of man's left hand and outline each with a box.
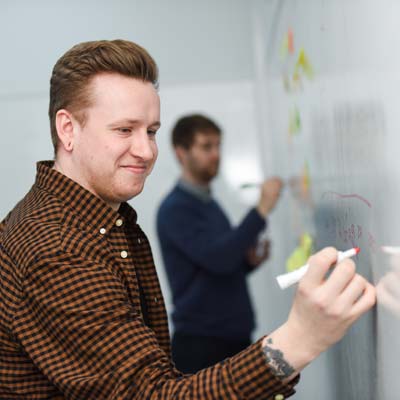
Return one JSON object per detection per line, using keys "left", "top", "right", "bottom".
{"left": 246, "top": 239, "right": 271, "bottom": 267}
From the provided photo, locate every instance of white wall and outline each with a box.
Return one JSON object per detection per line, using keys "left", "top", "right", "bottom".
{"left": 0, "top": 0, "right": 255, "bottom": 97}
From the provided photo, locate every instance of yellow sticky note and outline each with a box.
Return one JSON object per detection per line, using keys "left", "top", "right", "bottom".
{"left": 295, "top": 48, "right": 314, "bottom": 79}
{"left": 286, "top": 233, "right": 314, "bottom": 272}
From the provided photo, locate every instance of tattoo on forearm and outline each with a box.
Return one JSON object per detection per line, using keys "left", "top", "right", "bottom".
{"left": 262, "top": 338, "right": 295, "bottom": 378}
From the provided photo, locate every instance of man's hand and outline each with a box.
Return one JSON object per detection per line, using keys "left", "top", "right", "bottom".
{"left": 286, "top": 247, "right": 376, "bottom": 355}
{"left": 256, "top": 177, "right": 284, "bottom": 217}
{"left": 246, "top": 239, "right": 270, "bottom": 268}
{"left": 261, "top": 247, "right": 376, "bottom": 382}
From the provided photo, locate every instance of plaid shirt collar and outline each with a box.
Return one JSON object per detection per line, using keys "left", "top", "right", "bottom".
{"left": 35, "top": 160, "right": 138, "bottom": 234}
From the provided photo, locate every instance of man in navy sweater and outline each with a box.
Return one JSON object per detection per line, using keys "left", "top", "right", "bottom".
{"left": 157, "top": 114, "right": 283, "bottom": 373}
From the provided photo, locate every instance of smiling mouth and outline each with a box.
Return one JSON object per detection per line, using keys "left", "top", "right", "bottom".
{"left": 122, "top": 165, "right": 147, "bottom": 174}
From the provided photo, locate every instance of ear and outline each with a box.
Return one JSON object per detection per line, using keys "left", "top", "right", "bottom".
{"left": 55, "top": 109, "right": 77, "bottom": 152}
{"left": 174, "top": 146, "right": 188, "bottom": 165}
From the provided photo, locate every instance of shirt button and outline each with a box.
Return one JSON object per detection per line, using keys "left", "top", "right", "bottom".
{"left": 275, "top": 395, "right": 284, "bottom": 400}
{"left": 138, "top": 238, "right": 141, "bottom": 244}
{"left": 115, "top": 219, "right": 123, "bottom": 227}
{"left": 99, "top": 228, "right": 106, "bottom": 235}
{"left": 120, "top": 250, "right": 128, "bottom": 259}
{"left": 154, "top": 297, "right": 158, "bottom": 303}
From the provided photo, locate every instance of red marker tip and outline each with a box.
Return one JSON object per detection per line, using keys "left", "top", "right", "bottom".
{"left": 354, "top": 247, "right": 361, "bottom": 254}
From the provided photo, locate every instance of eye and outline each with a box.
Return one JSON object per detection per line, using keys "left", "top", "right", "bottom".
{"left": 117, "top": 127, "right": 132, "bottom": 134}
{"left": 147, "top": 129, "right": 158, "bottom": 137}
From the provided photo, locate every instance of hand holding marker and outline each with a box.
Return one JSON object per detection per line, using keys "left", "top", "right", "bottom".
{"left": 239, "top": 183, "right": 361, "bottom": 289}
{"left": 276, "top": 247, "right": 361, "bottom": 289}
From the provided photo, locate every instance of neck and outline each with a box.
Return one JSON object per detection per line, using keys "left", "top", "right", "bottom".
{"left": 53, "top": 156, "right": 121, "bottom": 212}
{"left": 53, "top": 160, "right": 64, "bottom": 174}
{"left": 181, "top": 171, "right": 210, "bottom": 188}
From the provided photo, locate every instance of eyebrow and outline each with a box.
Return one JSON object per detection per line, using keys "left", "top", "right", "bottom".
{"left": 107, "top": 119, "right": 161, "bottom": 129}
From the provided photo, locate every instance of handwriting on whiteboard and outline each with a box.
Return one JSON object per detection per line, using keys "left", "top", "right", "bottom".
{"left": 321, "top": 191, "right": 376, "bottom": 250}
{"left": 322, "top": 191, "right": 372, "bottom": 208}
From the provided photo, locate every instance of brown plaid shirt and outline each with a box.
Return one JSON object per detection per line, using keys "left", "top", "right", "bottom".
{"left": 0, "top": 161, "right": 298, "bottom": 399}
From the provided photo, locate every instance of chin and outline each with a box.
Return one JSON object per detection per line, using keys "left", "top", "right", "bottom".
{"left": 206, "top": 171, "right": 218, "bottom": 181}
{"left": 124, "top": 184, "right": 145, "bottom": 201}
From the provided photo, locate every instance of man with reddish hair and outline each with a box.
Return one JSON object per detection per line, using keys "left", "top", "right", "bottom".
{"left": 0, "top": 39, "right": 375, "bottom": 399}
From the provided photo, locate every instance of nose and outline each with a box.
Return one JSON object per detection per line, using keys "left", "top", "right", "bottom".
{"left": 129, "top": 130, "right": 155, "bottom": 162}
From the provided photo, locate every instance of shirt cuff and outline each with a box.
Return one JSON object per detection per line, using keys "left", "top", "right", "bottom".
{"left": 227, "top": 337, "right": 299, "bottom": 400}
{"left": 247, "top": 207, "right": 268, "bottom": 229}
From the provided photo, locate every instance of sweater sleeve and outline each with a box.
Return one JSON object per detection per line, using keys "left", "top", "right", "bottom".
{"left": 158, "top": 204, "right": 266, "bottom": 276}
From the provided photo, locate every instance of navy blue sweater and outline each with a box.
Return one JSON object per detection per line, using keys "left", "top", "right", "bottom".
{"left": 156, "top": 183, "right": 266, "bottom": 340}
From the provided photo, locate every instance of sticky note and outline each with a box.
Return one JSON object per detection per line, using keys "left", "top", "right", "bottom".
{"left": 288, "top": 106, "right": 301, "bottom": 136}
{"left": 288, "top": 28, "right": 294, "bottom": 54}
{"left": 286, "top": 233, "right": 314, "bottom": 272}
{"left": 280, "top": 28, "right": 295, "bottom": 59}
{"left": 294, "top": 48, "right": 314, "bottom": 80}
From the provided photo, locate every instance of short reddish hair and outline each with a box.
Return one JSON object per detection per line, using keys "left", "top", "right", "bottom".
{"left": 48, "top": 39, "right": 158, "bottom": 154}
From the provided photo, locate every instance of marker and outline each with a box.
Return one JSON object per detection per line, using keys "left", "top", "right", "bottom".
{"left": 276, "top": 247, "right": 360, "bottom": 289}
{"left": 381, "top": 246, "right": 400, "bottom": 255}
{"left": 240, "top": 181, "right": 288, "bottom": 189}
{"left": 239, "top": 182, "right": 261, "bottom": 189}
{"left": 239, "top": 179, "right": 294, "bottom": 189}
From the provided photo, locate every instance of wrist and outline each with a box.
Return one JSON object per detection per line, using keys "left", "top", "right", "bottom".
{"left": 262, "top": 322, "right": 319, "bottom": 376}
{"left": 256, "top": 203, "right": 268, "bottom": 218}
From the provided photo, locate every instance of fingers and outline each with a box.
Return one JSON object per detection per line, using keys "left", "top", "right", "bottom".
{"left": 263, "top": 178, "right": 283, "bottom": 210}
{"left": 337, "top": 273, "right": 368, "bottom": 307}
{"left": 350, "top": 282, "right": 376, "bottom": 317}
{"left": 288, "top": 247, "right": 376, "bottom": 359}
{"left": 323, "top": 259, "right": 356, "bottom": 298}
{"left": 303, "top": 247, "right": 376, "bottom": 318}
{"left": 265, "top": 177, "right": 284, "bottom": 193}
{"left": 303, "top": 247, "right": 338, "bottom": 286}
{"left": 258, "top": 178, "right": 284, "bottom": 216}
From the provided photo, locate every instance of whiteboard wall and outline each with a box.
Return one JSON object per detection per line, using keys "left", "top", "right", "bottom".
{"left": 253, "top": 1, "right": 400, "bottom": 399}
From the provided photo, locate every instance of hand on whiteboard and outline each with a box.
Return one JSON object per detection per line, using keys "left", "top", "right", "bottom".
{"left": 256, "top": 177, "right": 284, "bottom": 217}
{"left": 261, "top": 247, "right": 376, "bottom": 382}
{"left": 285, "top": 247, "right": 375, "bottom": 354}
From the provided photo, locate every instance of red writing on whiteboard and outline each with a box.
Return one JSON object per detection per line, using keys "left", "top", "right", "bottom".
{"left": 322, "top": 191, "right": 372, "bottom": 208}
{"left": 323, "top": 214, "right": 376, "bottom": 250}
